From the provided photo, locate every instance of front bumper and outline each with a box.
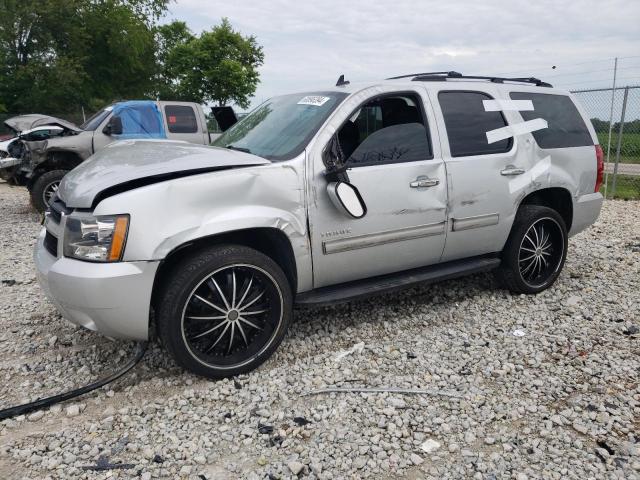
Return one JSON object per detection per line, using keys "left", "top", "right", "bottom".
{"left": 0, "top": 157, "right": 21, "bottom": 169}
{"left": 34, "top": 229, "right": 159, "bottom": 340}
{"left": 569, "top": 192, "right": 604, "bottom": 237}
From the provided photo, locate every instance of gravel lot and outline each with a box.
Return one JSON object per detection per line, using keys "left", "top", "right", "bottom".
{"left": 0, "top": 180, "right": 638, "bottom": 480}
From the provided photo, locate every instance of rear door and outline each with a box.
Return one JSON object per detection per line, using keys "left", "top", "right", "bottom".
{"left": 161, "top": 103, "right": 207, "bottom": 144}
{"left": 430, "top": 87, "right": 533, "bottom": 261}
{"left": 307, "top": 87, "right": 448, "bottom": 288}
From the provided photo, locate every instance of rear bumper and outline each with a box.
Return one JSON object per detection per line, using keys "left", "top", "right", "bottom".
{"left": 34, "top": 229, "right": 159, "bottom": 340}
{"left": 569, "top": 192, "right": 603, "bottom": 237}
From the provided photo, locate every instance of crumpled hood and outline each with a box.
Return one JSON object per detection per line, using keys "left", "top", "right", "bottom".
{"left": 4, "top": 114, "right": 81, "bottom": 133}
{"left": 58, "top": 139, "right": 270, "bottom": 208}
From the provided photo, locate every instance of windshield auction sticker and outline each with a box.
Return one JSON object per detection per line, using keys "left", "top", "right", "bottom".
{"left": 297, "top": 96, "right": 331, "bottom": 106}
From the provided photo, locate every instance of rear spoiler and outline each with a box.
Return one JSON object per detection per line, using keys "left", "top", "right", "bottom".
{"left": 211, "top": 106, "right": 238, "bottom": 132}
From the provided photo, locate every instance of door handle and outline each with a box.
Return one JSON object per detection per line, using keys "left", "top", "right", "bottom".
{"left": 500, "top": 165, "right": 526, "bottom": 176}
{"left": 410, "top": 176, "right": 439, "bottom": 188}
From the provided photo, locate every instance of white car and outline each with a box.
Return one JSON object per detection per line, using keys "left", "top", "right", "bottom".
{"left": 34, "top": 72, "right": 604, "bottom": 379}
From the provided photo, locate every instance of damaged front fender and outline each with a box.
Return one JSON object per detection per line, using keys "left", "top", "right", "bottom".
{"left": 92, "top": 156, "right": 313, "bottom": 292}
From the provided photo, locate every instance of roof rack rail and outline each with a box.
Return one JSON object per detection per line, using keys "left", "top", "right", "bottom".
{"left": 386, "top": 71, "right": 461, "bottom": 80}
{"left": 408, "top": 71, "right": 552, "bottom": 87}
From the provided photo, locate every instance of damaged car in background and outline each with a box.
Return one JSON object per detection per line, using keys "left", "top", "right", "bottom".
{"left": 34, "top": 72, "right": 603, "bottom": 380}
{"left": 1, "top": 101, "right": 231, "bottom": 212}
{"left": 0, "top": 114, "right": 76, "bottom": 186}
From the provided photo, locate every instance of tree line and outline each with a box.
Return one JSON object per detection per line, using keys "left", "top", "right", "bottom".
{"left": 0, "top": 0, "right": 264, "bottom": 115}
{"left": 591, "top": 118, "right": 640, "bottom": 133}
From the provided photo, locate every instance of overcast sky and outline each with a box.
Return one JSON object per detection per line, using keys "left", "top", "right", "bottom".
{"left": 167, "top": 0, "right": 640, "bottom": 112}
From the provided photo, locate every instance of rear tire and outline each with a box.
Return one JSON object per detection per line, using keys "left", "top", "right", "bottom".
{"left": 30, "top": 169, "right": 68, "bottom": 212}
{"left": 156, "top": 245, "right": 293, "bottom": 379}
{"left": 497, "top": 205, "right": 568, "bottom": 294}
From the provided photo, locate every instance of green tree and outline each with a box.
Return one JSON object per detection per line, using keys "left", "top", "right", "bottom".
{"left": 154, "top": 21, "right": 195, "bottom": 101}
{"left": 0, "top": 0, "right": 168, "bottom": 114}
{"left": 159, "top": 18, "right": 264, "bottom": 109}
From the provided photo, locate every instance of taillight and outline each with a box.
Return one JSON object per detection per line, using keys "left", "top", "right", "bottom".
{"left": 594, "top": 144, "right": 604, "bottom": 193}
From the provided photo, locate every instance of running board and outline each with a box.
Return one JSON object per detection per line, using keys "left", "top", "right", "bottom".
{"left": 295, "top": 256, "right": 501, "bottom": 307}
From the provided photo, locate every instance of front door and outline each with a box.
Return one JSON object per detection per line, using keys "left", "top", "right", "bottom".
{"left": 307, "top": 88, "right": 448, "bottom": 288}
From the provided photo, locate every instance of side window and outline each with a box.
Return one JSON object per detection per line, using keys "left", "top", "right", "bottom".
{"left": 510, "top": 92, "right": 593, "bottom": 148}
{"left": 337, "top": 94, "right": 432, "bottom": 167}
{"left": 438, "top": 91, "right": 512, "bottom": 157}
{"left": 165, "top": 105, "right": 198, "bottom": 134}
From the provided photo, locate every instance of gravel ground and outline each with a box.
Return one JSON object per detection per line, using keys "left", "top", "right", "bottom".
{"left": 0, "top": 180, "right": 638, "bottom": 480}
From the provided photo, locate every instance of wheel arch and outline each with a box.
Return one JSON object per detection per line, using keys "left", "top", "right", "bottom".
{"left": 517, "top": 187, "right": 573, "bottom": 231}
{"left": 151, "top": 227, "right": 298, "bottom": 314}
{"left": 29, "top": 150, "right": 83, "bottom": 186}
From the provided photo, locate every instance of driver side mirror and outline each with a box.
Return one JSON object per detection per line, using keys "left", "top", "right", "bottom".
{"left": 103, "top": 115, "right": 123, "bottom": 136}
{"left": 326, "top": 181, "right": 367, "bottom": 219}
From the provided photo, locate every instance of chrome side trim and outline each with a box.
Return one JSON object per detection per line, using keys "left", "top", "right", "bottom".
{"left": 323, "top": 222, "right": 446, "bottom": 255}
{"left": 451, "top": 213, "right": 499, "bottom": 232}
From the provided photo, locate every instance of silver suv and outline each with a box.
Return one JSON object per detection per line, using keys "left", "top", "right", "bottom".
{"left": 34, "top": 72, "right": 604, "bottom": 379}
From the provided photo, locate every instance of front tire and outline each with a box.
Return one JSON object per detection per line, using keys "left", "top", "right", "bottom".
{"left": 156, "top": 245, "right": 292, "bottom": 379}
{"left": 30, "top": 169, "right": 68, "bottom": 212}
{"left": 497, "top": 205, "right": 568, "bottom": 294}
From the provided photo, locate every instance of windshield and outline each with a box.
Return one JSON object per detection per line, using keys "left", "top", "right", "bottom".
{"left": 213, "top": 92, "right": 348, "bottom": 161}
{"left": 80, "top": 107, "right": 113, "bottom": 131}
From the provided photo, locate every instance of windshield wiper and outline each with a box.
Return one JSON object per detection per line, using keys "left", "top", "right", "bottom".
{"left": 226, "top": 145, "right": 252, "bottom": 154}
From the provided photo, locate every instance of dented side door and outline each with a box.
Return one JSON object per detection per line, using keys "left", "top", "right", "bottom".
{"left": 307, "top": 85, "right": 448, "bottom": 288}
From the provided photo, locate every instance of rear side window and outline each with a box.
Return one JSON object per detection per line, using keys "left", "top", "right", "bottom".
{"left": 438, "top": 91, "right": 512, "bottom": 157}
{"left": 165, "top": 105, "right": 198, "bottom": 133}
{"left": 510, "top": 92, "right": 592, "bottom": 148}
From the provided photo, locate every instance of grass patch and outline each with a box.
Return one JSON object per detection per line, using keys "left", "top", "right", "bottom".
{"left": 596, "top": 132, "right": 640, "bottom": 164}
{"left": 600, "top": 173, "right": 640, "bottom": 200}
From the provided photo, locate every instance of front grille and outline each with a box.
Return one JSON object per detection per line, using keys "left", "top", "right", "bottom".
{"left": 48, "top": 196, "right": 72, "bottom": 224}
{"left": 44, "top": 231, "right": 58, "bottom": 257}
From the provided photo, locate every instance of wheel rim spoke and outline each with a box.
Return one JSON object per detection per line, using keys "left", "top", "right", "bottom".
{"left": 239, "top": 291, "right": 264, "bottom": 311}
{"left": 227, "top": 322, "right": 235, "bottom": 354}
{"left": 241, "top": 309, "right": 268, "bottom": 316}
{"left": 209, "top": 277, "right": 231, "bottom": 310}
{"left": 524, "top": 233, "right": 536, "bottom": 248}
{"left": 237, "top": 321, "right": 249, "bottom": 346}
{"left": 193, "top": 294, "right": 227, "bottom": 314}
{"left": 231, "top": 270, "right": 237, "bottom": 308}
{"left": 236, "top": 275, "right": 253, "bottom": 309}
{"left": 192, "top": 320, "right": 227, "bottom": 339}
{"left": 186, "top": 314, "right": 227, "bottom": 321}
{"left": 205, "top": 322, "right": 231, "bottom": 352}
{"left": 539, "top": 254, "right": 549, "bottom": 268}
{"left": 239, "top": 316, "right": 263, "bottom": 331}
{"left": 521, "top": 257, "right": 536, "bottom": 275}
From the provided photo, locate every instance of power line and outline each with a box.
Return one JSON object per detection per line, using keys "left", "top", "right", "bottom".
{"left": 544, "top": 64, "right": 640, "bottom": 79}
{"left": 556, "top": 75, "right": 640, "bottom": 87}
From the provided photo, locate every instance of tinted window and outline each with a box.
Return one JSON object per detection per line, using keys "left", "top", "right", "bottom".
{"left": 510, "top": 92, "right": 593, "bottom": 148}
{"left": 339, "top": 94, "right": 432, "bottom": 167}
{"left": 165, "top": 105, "right": 198, "bottom": 133}
{"left": 438, "top": 91, "right": 512, "bottom": 157}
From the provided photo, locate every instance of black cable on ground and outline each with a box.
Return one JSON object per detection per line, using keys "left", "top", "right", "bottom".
{"left": 0, "top": 341, "right": 147, "bottom": 421}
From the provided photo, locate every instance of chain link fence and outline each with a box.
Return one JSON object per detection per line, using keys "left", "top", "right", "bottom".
{"left": 571, "top": 85, "right": 640, "bottom": 200}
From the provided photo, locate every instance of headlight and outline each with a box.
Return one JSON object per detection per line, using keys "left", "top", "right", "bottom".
{"left": 63, "top": 215, "right": 129, "bottom": 262}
